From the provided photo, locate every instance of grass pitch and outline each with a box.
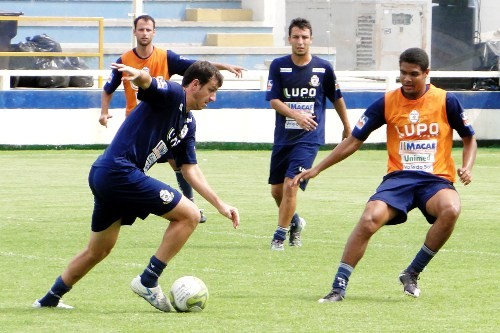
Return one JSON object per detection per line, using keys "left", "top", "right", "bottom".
{"left": 0, "top": 149, "right": 498, "bottom": 332}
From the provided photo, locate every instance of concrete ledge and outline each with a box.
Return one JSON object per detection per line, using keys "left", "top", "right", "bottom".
{"left": 19, "top": 18, "right": 266, "bottom": 28}
{"left": 185, "top": 9, "right": 253, "bottom": 21}
{"left": 206, "top": 33, "right": 273, "bottom": 46}
{"left": 1, "top": 91, "right": 498, "bottom": 145}
{"left": 60, "top": 44, "right": 335, "bottom": 55}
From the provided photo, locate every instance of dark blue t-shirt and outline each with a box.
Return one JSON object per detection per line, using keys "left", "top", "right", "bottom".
{"left": 94, "top": 78, "right": 197, "bottom": 172}
{"left": 266, "top": 55, "right": 343, "bottom": 145}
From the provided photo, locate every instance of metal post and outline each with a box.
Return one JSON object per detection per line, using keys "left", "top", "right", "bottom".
{"left": 130, "top": 0, "right": 144, "bottom": 48}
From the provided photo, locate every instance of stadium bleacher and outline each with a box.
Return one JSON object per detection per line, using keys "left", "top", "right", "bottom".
{"left": 1, "top": 0, "right": 334, "bottom": 70}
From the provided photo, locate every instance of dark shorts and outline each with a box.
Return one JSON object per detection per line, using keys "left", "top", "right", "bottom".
{"left": 370, "top": 171, "right": 456, "bottom": 225}
{"left": 268, "top": 143, "right": 320, "bottom": 191}
{"left": 88, "top": 166, "right": 182, "bottom": 232}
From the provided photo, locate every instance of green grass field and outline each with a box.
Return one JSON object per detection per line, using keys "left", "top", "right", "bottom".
{"left": 0, "top": 149, "right": 498, "bottom": 332}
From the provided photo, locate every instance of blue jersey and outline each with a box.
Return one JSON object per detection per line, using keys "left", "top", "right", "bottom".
{"left": 93, "top": 78, "right": 197, "bottom": 172}
{"left": 266, "top": 55, "right": 343, "bottom": 145}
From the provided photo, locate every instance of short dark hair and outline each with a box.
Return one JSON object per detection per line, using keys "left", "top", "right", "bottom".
{"left": 134, "top": 14, "right": 155, "bottom": 29}
{"left": 182, "top": 61, "right": 224, "bottom": 88}
{"left": 399, "top": 47, "right": 429, "bottom": 72}
{"left": 288, "top": 17, "right": 312, "bottom": 37}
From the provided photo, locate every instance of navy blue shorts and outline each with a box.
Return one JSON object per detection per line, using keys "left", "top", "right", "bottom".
{"left": 370, "top": 171, "right": 456, "bottom": 225}
{"left": 268, "top": 143, "right": 320, "bottom": 191}
{"left": 88, "top": 166, "right": 182, "bottom": 232}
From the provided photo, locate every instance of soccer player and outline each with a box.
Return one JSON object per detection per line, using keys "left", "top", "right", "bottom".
{"left": 33, "top": 61, "right": 240, "bottom": 311}
{"left": 100, "top": 14, "right": 245, "bottom": 223}
{"left": 293, "top": 47, "right": 477, "bottom": 302}
{"left": 266, "top": 18, "right": 350, "bottom": 250}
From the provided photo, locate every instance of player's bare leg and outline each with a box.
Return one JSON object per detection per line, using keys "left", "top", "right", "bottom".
{"left": 423, "top": 188, "right": 461, "bottom": 251}
{"left": 156, "top": 196, "right": 200, "bottom": 263}
{"left": 400, "top": 188, "right": 461, "bottom": 297}
{"left": 34, "top": 220, "right": 122, "bottom": 308}
{"left": 131, "top": 196, "right": 200, "bottom": 312}
{"left": 62, "top": 220, "right": 122, "bottom": 285}
{"left": 320, "top": 201, "right": 396, "bottom": 302}
{"left": 270, "top": 178, "right": 303, "bottom": 250}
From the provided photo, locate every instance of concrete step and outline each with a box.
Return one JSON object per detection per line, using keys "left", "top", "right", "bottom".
{"left": 206, "top": 33, "right": 273, "bottom": 47}
{"left": 14, "top": 19, "right": 272, "bottom": 45}
{"left": 0, "top": 0, "right": 243, "bottom": 20}
{"left": 185, "top": 8, "right": 253, "bottom": 21}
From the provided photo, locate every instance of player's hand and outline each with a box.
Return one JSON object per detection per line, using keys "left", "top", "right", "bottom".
{"left": 110, "top": 63, "right": 141, "bottom": 81}
{"left": 296, "top": 112, "right": 317, "bottom": 131}
{"left": 229, "top": 207, "right": 240, "bottom": 229}
{"left": 457, "top": 167, "right": 472, "bottom": 185}
{"left": 292, "top": 167, "right": 320, "bottom": 187}
{"left": 225, "top": 65, "right": 246, "bottom": 78}
{"left": 99, "top": 113, "right": 112, "bottom": 127}
{"left": 219, "top": 204, "right": 240, "bottom": 229}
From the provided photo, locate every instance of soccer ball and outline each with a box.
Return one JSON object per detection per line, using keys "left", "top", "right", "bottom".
{"left": 169, "top": 276, "right": 209, "bottom": 312}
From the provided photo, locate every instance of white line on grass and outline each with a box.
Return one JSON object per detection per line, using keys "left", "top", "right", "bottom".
{"left": 199, "top": 230, "right": 500, "bottom": 258}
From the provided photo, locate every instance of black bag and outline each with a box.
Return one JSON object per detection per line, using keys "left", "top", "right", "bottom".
{"left": 64, "top": 57, "right": 94, "bottom": 87}
{"left": 10, "top": 34, "right": 69, "bottom": 88}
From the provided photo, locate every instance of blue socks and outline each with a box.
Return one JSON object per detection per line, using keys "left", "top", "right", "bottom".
{"left": 175, "top": 170, "right": 194, "bottom": 201}
{"left": 273, "top": 213, "right": 299, "bottom": 240}
{"left": 273, "top": 226, "right": 289, "bottom": 241}
{"left": 290, "top": 213, "right": 300, "bottom": 229}
{"left": 332, "top": 262, "right": 354, "bottom": 295}
{"left": 140, "top": 255, "right": 166, "bottom": 288}
{"left": 327, "top": 245, "right": 436, "bottom": 297}
{"left": 406, "top": 244, "right": 437, "bottom": 274}
{"left": 38, "top": 275, "right": 72, "bottom": 306}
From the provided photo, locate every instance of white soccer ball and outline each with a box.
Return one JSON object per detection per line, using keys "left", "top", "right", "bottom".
{"left": 169, "top": 276, "right": 209, "bottom": 312}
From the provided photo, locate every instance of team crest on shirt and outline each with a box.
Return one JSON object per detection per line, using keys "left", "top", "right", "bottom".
{"left": 179, "top": 124, "right": 189, "bottom": 139}
{"left": 267, "top": 80, "right": 273, "bottom": 91}
{"left": 409, "top": 110, "right": 420, "bottom": 124}
{"left": 142, "top": 67, "right": 150, "bottom": 73}
{"left": 159, "top": 189, "right": 175, "bottom": 204}
{"left": 106, "top": 72, "right": 114, "bottom": 84}
{"left": 460, "top": 112, "right": 471, "bottom": 126}
{"left": 355, "top": 114, "right": 368, "bottom": 129}
{"left": 309, "top": 75, "right": 320, "bottom": 87}
{"left": 156, "top": 76, "right": 167, "bottom": 88}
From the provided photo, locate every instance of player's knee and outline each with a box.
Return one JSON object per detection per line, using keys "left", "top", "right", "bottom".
{"left": 271, "top": 188, "right": 281, "bottom": 202}
{"left": 437, "top": 202, "right": 461, "bottom": 224}
{"left": 86, "top": 246, "right": 112, "bottom": 263}
{"left": 358, "top": 214, "right": 384, "bottom": 235}
{"left": 183, "top": 206, "right": 200, "bottom": 230}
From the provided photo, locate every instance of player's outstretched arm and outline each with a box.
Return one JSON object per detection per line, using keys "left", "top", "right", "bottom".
{"left": 110, "top": 63, "right": 152, "bottom": 89}
{"left": 181, "top": 163, "right": 239, "bottom": 228}
{"left": 210, "top": 62, "right": 246, "bottom": 78}
{"left": 292, "top": 135, "right": 363, "bottom": 186}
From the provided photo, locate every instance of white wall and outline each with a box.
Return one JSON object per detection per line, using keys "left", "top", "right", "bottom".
{"left": 242, "top": 0, "right": 287, "bottom": 46}
{"left": 479, "top": 0, "right": 500, "bottom": 34}
{"left": 0, "top": 108, "right": 496, "bottom": 146}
